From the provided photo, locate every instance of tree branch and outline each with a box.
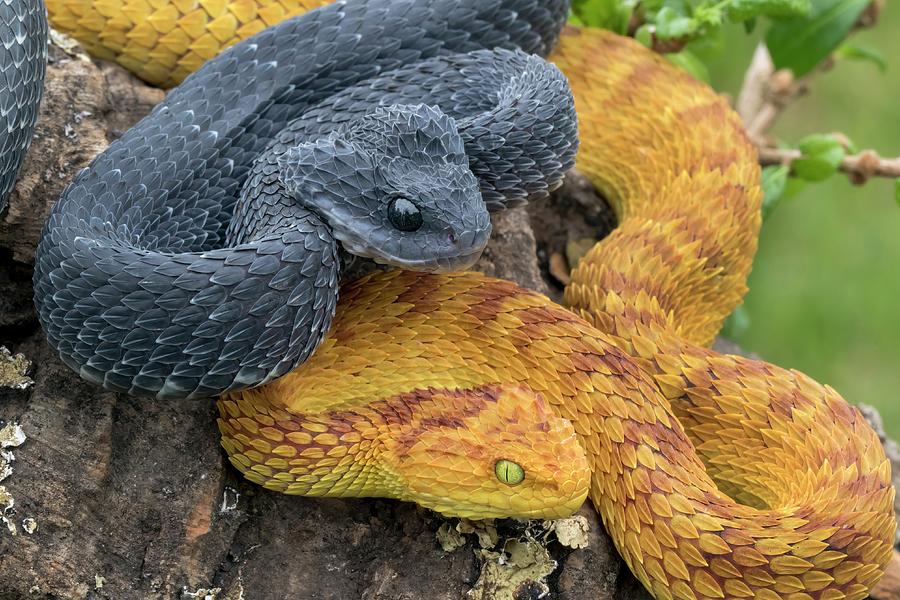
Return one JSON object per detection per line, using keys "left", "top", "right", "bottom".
{"left": 736, "top": 44, "right": 808, "bottom": 143}
{"left": 758, "top": 146, "right": 900, "bottom": 184}
{"left": 733, "top": 0, "right": 897, "bottom": 187}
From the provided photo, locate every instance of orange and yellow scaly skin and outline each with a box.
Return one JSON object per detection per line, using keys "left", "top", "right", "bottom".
{"left": 47, "top": 0, "right": 331, "bottom": 86}
{"left": 222, "top": 268, "right": 895, "bottom": 600}
{"left": 54, "top": 4, "right": 897, "bottom": 598}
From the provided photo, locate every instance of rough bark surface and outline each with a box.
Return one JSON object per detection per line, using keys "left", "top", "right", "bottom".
{"left": 0, "top": 34, "right": 895, "bottom": 600}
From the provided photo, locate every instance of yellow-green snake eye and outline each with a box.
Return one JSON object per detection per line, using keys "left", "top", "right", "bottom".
{"left": 494, "top": 459, "right": 525, "bottom": 486}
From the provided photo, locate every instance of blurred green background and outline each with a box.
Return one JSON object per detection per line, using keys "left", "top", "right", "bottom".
{"left": 706, "top": 10, "right": 900, "bottom": 436}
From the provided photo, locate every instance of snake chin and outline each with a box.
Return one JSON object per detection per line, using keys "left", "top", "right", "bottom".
{"left": 281, "top": 103, "right": 491, "bottom": 272}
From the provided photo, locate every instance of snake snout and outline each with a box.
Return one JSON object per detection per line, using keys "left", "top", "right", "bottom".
{"left": 392, "top": 384, "right": 589, "bottom": 520}
{"left": 371, "top": 218, "right": 492, "bottom": 273}
{"left": 429, "top": 225, "right": 492, "bottom": 273}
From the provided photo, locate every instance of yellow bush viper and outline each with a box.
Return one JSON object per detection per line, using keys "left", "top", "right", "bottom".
{"left": 46, "top": 0, "right": 896, "bottom": 598}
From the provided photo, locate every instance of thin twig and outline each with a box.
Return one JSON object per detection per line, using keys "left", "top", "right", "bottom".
{"left": 736, "top": 44, "right": 775, "bottom": 134}
{"left": 736, "top": 44, "right": 808, "bottom": 142}
{"left": 758, "top": 146, "right": 900, "bottom": 184}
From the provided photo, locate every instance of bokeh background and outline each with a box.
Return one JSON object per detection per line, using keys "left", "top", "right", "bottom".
{"left": 706, "top": 10, "right": 900, "bottom": 436}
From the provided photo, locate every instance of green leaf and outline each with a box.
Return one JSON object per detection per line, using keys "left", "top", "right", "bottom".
{"left": 791, "top": 134, "right": 846, "bottom": 182}
{"left": 666, "top": 50, "right": 711, "bottom": 82}
{"left": 655, "top": 6, "right": 698, "bottom": 39}
{"left": 568, "top": 11, "right": 586, "bottom": 25}
{"left": 721, "top": 304, "right": 751, "bottom": 340}
{"left": 684, "top": 25, "right": 726, "bottom": 60}
{"left": 765, "top": 0, "right": 871, "bottom": 78}
{"left": 692, "top": 2, "right": 727, "bottom": 29}
{"left": 634, "top": 24, "right": 654, "bottom": 47}
{"left": 895, "top": 179, "right": 900, "bottom": 206}
{"left": 783, "top": 176, "right": 808, "bottom": 200}
{"left": 835, "top": 42, "right": 888, "bottom": 72}
{"left": 760, "top": 165, "right": 790, "bottom": 220}
{"left": 728, "top": 0, "right": 811, "bottom": 22}
{"left": 571, "top": 0, "right": 636, "bottom": 32}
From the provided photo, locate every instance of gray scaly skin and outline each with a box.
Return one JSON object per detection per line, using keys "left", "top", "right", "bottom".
{"left": 34, "top": 0, "right": 576, "bottom": 400}
{"left": 0, "top": 0, "right": 47, "bottom": 215}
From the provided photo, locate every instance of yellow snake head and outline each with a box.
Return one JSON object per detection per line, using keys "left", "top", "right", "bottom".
{"left": 385, "top": 385, "right": 590, "bottom": 520}
{"left": 219, "top": 382, "right": 590, "bottom": 521}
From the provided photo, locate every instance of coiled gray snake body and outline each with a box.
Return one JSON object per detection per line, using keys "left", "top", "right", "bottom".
{"left": 33, "top": 0, "right": 578, "bottom": 400}
{"left": 0, "top": 0, "right": 46, "bottom": 215}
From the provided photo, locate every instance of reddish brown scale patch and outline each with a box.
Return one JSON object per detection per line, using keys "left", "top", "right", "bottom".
{"left": 516, "top": 320, "right": 553, "bottom": 346}
{"left": 728, "top": 354, "right": 771, "bottom": 379}
{"left": 623, "top": 418, "right": 689, "bottom": 452}
{"left": 674, "top": 98, "right": 730, "bottom": 124}
{"left": 464, "top": 287, "right": 522, "bottom": 323}
{"left": 697, "top": 152, "right": 747, "bottom": 179}
{"left": 677, "top": 104, "right": 745, "bottom": 168}
{"left": 476, "top": 386, "right": 502, "bottom": 404}
{"left": 518, "top": 305, "right": 579, "bottom": 325}
{"left": 763, "top": 385, "right": 807, "bottom": 422}
{"left": 334, "top": 278, "right": 366, "bottom": 305}
{"left": 570, "top": 351, "right": 605, "bottom": 373}
{"left": 656, "top": 429, "right": 703, "bottom": 469}
{"left": 390, "top": 388, "right": 496, "bottom": 426}
{"left": 618, "top": 56, "right": 683, "bottom": 103}
{"left": 560, "top": 24, "right": 583, "bottom": 38}
{"left": 819, "top": 444, "right": 866, "bottom": 472}
{"left": 829, "top": 396, "right": 865, "bottom": 427}
{"left": 372, "top": 389, "right": 438, "bottom": 427}
{"left": 672, "top": 183, "right": 755, "bottom": 254}
{"left": 419, "top": 415, "right": 467, "bottom": 430}
{"left": 699, "top": 489, "right": 739, "bottom": 515}
{"left": 388, "top": 388, "right": 504, "bottom": 454}
{"left": 377, "top": 397, "right": 416, "bottom": 426}
{"left": 394, "top": 273, "right": 448, "bottom": 310}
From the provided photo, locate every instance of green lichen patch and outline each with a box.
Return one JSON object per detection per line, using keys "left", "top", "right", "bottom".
{"left": 468, "top": 539, "right": 556, "bottom": 600}
{"left": 0, "top": 347, "right": 33, "bottom": 390}
{"left": 436, "top": 518, "right": 499, "bottom": 552}
{"left": 22, "top": 517, "right": 36, "bottom": 534}
{"left": 0, "top": 422, "right": 31, "bottom": 537}
{"left": 0, "top": 485, "right": 16, "bottom": 535}
{"left": 545, "top": 514, "right": 590, "bottom": 549}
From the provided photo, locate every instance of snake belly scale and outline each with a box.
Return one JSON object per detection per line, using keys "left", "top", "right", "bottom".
{"left": 34, "top": 1, "right": 896, "bottom": 599}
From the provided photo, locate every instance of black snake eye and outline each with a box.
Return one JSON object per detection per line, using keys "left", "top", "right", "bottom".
{"left": 387, "top": 197, "right": 423, "bottom": 232}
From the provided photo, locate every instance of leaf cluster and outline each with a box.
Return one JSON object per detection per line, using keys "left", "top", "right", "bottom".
{"left": 571, "top": 0, "right": 880, "bottom": 81}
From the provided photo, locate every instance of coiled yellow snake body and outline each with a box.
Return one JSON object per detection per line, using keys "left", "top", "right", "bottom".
{"left": 46, "top": 2, "right": 896, "bottom": 598}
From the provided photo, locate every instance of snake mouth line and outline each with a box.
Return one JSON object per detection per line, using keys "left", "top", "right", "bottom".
{"left": 412, "top": 489, "right": 588, "bottom": 521}
{"left": 338, "top": 225, "right": 492, "bottom": 273}
{"left": 374, "top": 244, "right": 487, "bottom": 273}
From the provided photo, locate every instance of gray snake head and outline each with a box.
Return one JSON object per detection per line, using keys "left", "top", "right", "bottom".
{"left": 280, "top": 104, "right": 490, "bottom": 272}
